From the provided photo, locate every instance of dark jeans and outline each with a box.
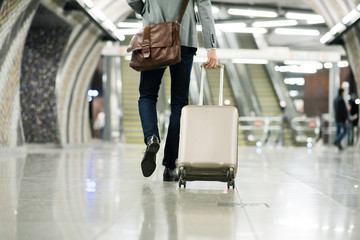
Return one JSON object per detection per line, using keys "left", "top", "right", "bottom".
{"left": 138, "top": 46, "right": 196, "bottom": 169}
{"left": 334, "top": 122, "right": 348, "bottom": 146}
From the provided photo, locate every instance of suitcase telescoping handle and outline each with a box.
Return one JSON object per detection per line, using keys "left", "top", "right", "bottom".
{"left": 199, "top": 63, "right": 225, "bottom": 106}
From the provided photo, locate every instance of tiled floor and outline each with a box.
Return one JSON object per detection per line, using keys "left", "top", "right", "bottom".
{"left": 1, "top": 141, "right": 359, "bottom": 240}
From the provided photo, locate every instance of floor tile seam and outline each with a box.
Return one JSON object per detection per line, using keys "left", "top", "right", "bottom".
{"left": 274, "top": 167, "right": 360, "bottom": 216}
{"left": 235, "top": 186, "right": 261, "bottom": 240}
{"left": 333, "top": 172, "right": 360, "bottom": 182}
{"left": 236, "top": 189, "right": 262, "bottom": 240}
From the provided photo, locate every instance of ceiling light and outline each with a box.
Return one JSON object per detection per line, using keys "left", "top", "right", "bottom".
{"left": 103, "top": 19, "right": 116, "bottom": 32}
{"left": 289, "top": 90, "right": 300, "bottom": 97}
{"left": 216, "top": 22, "right": 246, "bottom": 30}
{"left": 324, "top": 62, "right": 333, "bottom": 68}
{"left": 342, "top": 9, "right": 360, "bottom": 25}
{"left": 285, "top": 12, "right": 325, "bottom": 23}
{"left": 113, "top": 30, "right": 125, "bottom": 41}
{"left": 216, "top": 23, "right": 267, "bottom": 33}
{"left": 118, "top": 22, "right": 142, "bottom": 28}
{"left": 337, "top": 61, "right": 349, "bottom": 68}
{"left": 307, "top": 18, "right": 326, "bottom": 24}
{"left": 329, "top": 22, "right": 346, "bottom": 35}
{"left": 91, "top": 7, "right": 106, "bottom": 22}
{"left": 217, "top": 25, "right": 267, "bottom": 34}
{"left": 284, "top": 78, "right": 305, "bottom": 86}
{"left": 82, "top": 0, "right": 94, "bottom": 8}
{"left": 284, "top": 60, "right": 323, "bottom": 69}
{"left": 232, "top": 59, "right": 269, "bottom": 64}
{"left": 275, "top": 65, "right": 317, "bottom": 74}
{"left": 320, "top": 32, "right": 333, "bottom": 43}
{"left": 212, "top": 6, "right": 220, "bottom": 14}
{"left": 252, "top": 20, "right": 297, "bottom": 28}
{"left": 116, "top": 29, "right": 141, "bottom": 35}
{"left": 228, "top": 8, "right": 278, "bottom": 18}
{"left": 274, "top": 28, "right": 320, "bottom": 36}
{"left": 87, "top": 89, "right": 99, "bottom": 97}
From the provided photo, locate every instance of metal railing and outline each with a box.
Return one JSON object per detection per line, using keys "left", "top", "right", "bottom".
{"left": 290, "top": 116, "right": 321, "bottom": 147}
{"left": 320, "top": 114, "right": 336, "bottom": 145}
{"left": 238, "top": 116, "right": 282, "bottom": 146}
{"left": 239, "top": 116, "right": 322, "bottom": 147}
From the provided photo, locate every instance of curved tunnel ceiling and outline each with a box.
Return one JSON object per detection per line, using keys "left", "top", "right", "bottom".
{"left": 92, "top": 0, "right": 312, "bottom": 27}
{"left": 212, "top": 0, "right": 309, "bottom": 9}
{"left": 84, "top": 0, "right": 347, "bottom": 52}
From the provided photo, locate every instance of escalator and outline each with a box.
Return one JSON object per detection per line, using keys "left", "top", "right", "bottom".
{"left": 232, "top": 33, "right": 281, "bottom": 117}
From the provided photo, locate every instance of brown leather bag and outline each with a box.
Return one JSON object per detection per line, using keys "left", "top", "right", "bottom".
{"left": 127, "top": 0, "right": 189, "bottom": 72}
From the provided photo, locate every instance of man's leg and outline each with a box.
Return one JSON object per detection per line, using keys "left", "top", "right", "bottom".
{"left": 138, "top": 68, "right": 165, "bottom": 144}
{"left": 138, "top": 68, "right": 166, "bottom": 177}
{"left": 334, "top": 122, "right": 341, "bottom": 146}
{"left": 334, "top": 122, "right": 347, "bottom": 150}
{"left": 162, "top": 47, "right": 195, "bottom": 172}
{"left": 338, "top": 122, "right": 348, "bottom": 146}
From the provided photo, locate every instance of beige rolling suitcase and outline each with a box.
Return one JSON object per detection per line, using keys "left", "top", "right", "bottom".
{"left": 178, "top": 64, "right": 238, "bottom": 188}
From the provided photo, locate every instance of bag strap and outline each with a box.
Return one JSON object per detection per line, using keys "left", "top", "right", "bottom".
{"left": 142, "top": 25, "right": 150, "bottom": 58}
{"left": 176, "top": 0, "right": 190, "bottom": 24}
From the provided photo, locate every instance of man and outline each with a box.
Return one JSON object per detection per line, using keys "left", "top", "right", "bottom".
{"left": 348, "top": 94, "right": 359, "bottom": 145}
{"left": 126, "top": 0, "right": 218, "bottom": 181}
{"left": 333, "top": 88, "right": 349, "bottom": 150}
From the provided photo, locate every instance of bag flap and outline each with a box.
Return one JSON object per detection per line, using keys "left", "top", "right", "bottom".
{"left": 127, "top": 22, "right": 177, "bottom": 52}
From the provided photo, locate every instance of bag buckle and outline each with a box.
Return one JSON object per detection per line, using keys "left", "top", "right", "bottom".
{"left": 142, "top": 41, "right": 150, "bottom": 58}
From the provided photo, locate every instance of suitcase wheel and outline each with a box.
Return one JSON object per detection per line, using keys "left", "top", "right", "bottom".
{"left": 227, "top": 180, "right": 235, "bottom": 189}
{"left": 179, "top": 179, "right": 186, "bottom": 188}
{"left": 179, "top": 167, "right": 186, "bottom": 188}
{"left": 227, "top": 168, "right": 235, "bottom": 189}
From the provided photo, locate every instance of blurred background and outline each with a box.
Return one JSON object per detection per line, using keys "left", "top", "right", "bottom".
{"left": 0, "top": 0, "right": 359, "bottom": 149}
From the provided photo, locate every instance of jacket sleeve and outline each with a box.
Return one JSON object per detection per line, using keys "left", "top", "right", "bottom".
{"left": 195, "top": 0, "right": 216, "bottom": 49}
{"left": 126, "top": 0, "right": 145, "bottom": 15}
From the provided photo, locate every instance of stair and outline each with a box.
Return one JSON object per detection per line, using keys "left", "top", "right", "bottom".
{"left": 204, "top": 68, "right": 234, "bottom": 107}
{"left": 247, "top": 64, "right": 281, "bottom": 116}
{"left": 235, "top": 34, "right": 292, "bottom": 146}
{"left": 121, "top": 57, "right": 143, "bottom": 144}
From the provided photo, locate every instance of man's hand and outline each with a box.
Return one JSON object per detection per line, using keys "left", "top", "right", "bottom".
{"left": 204, "top": 49, "right": 218, "bottom": 69}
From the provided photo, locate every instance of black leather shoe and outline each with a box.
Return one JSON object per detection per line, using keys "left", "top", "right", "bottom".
{"left": 334, "top": 142, "right": 343, "bottom": 151}
{"left": 163, "top": 167, "right": 179, "bottom": 182}
{"left": 141, "top": 136, "right": 160, "bottom": 177}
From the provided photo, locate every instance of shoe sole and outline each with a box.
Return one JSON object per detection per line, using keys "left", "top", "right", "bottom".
{"left": 141, "top": 142, "right": 160, "bottom": 177}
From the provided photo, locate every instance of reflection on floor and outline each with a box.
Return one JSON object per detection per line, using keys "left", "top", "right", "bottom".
{"left": 1, "top": 141, "right": 360, "bottom": 240}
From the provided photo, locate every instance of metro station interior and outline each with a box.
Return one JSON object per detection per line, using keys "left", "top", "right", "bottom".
{"left": 1, "top": 0, "right": 360, "bottom": 239}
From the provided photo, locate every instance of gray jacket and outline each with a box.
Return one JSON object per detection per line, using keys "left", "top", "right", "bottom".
{"left": 126, "top": 0, "right": 216, "bottom": 49}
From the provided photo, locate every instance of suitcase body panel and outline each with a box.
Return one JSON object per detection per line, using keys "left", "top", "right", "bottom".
{"left": 178, "top": 105, "right": 238, "bottom": 184}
